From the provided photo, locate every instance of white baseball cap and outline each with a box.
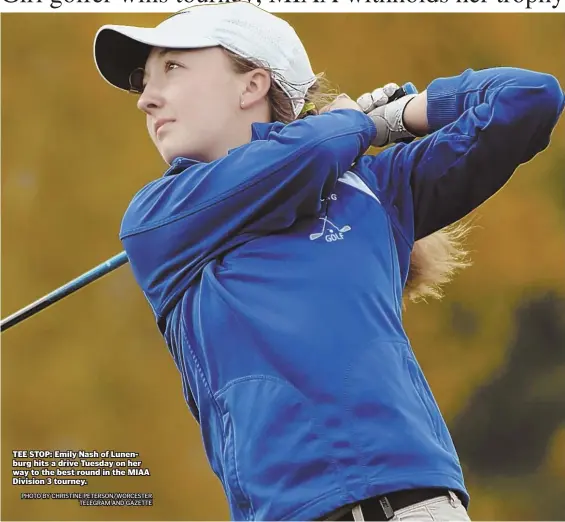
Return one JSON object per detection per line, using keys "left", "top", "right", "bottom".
{"left": 94, "top": 4, "right": 317, "bottom": 116}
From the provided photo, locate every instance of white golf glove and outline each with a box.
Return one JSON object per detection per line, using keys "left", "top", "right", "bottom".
{"left": 357, "top": 83, "right": 418, "bottom": 147}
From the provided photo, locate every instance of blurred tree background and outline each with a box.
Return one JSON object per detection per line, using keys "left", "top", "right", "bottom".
{"left": 2, "top": 12, "right": 564, "bottom": 521}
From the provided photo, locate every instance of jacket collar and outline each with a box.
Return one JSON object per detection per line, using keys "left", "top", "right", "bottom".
{"left": 163, "top": 157, "right": 199, "bottom": 177}
{"left": 250, "top": 121, "right": 284, "bottom": 141}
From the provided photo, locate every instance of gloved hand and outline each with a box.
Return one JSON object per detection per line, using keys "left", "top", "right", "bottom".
{"left": 357, "top": 83, "right": 418, "bottom": 147}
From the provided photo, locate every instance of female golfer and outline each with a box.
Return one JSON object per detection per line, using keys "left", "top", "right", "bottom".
{"left": 94, "top": 4, "right": 564, "bottom": 521}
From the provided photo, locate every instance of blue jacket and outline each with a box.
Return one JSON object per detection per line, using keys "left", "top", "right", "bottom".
{"left": 120, "top": 68, "right": 564, "bottom": 521}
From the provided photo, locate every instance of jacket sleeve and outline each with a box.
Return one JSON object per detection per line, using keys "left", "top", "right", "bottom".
{"left": 358, "top": 67, "right": 564, "bottom": 242}
{"left": 119, "top": 109, "right": 376, "bottom": 321}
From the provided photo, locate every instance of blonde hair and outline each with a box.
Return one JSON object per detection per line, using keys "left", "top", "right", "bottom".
{"left": 226, "top": 50, "right": 473, "bottom": 304}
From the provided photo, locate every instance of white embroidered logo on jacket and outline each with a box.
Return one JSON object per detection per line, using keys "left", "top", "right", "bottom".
{"left": 309, "top": 216, "right": 351, "bottom": 242}
{"left": 309, "top": 170, "right": 381, "bottom": 243}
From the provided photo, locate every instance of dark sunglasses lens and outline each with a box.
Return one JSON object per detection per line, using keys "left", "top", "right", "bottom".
{"left": 128, "top": 68, "right": 145, "bottom": 94}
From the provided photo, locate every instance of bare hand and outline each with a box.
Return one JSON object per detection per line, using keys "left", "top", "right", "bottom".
{"left": 319, "top": 94, "right": 363, "bottom": 114}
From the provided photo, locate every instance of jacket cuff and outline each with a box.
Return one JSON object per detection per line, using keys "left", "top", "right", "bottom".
{"left": 426, "top": 76, "right": 461, "bottom": 131}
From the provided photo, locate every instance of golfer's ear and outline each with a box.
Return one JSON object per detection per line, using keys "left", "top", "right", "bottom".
{"left": 240, "top": 69, "right": 271, "bottom": 109}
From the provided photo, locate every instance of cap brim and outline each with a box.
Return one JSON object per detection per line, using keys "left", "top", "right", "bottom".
{"left": 94, "top": 24, "right": 218, "bottom": 91}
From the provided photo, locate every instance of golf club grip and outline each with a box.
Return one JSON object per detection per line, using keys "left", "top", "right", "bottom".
{"left": 389, "top": 82, "right": 418, "bottom": 102}
{"left": 1, "top": 251, "right": 129, "bottom": 332}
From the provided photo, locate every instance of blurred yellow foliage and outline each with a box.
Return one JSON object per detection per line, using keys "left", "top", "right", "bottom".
{"left": 2, "top": 13, "right": 564, "bottom": 521}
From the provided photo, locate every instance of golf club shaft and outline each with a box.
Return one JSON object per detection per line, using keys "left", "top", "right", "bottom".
{"left": 1, "top": 82, "right": 418, "bottom": 333}
{"left": 1, "top": 252, "right": 128, "bottom": 332}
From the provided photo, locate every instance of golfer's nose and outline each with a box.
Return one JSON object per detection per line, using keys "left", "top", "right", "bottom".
{"left": 137, "top": 82, "right": 164, "bottom": 115}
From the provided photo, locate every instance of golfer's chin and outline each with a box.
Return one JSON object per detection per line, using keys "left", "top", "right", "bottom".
{"left": 159, "top": 140, "right": 207, "bottom": 166}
